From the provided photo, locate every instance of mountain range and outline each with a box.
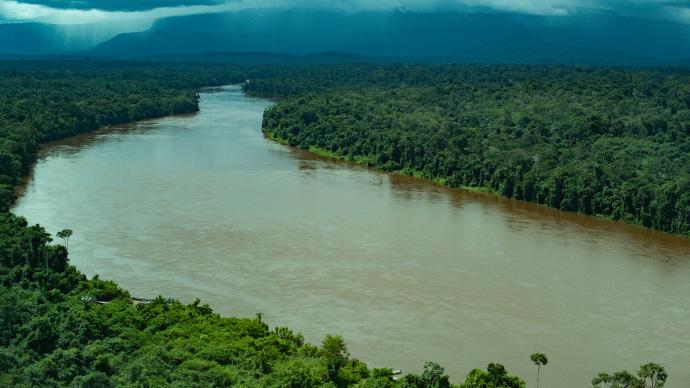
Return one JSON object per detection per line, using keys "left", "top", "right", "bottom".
{"left": 2, "top": 8, "right": 689, "bottom": 65}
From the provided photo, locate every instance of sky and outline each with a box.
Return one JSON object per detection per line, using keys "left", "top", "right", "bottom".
{"left": 1, "top": 0, "right": 689, "bottom": 26}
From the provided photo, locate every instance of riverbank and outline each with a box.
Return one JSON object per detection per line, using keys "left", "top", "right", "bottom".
{"left": 0, "top": 66, "right": 394, "bottom": 386}
{"left": 7, "top": 63, "right": 686, "bottom": 387}
{"left": 0, "top": 74, "right": 203, "bottom": 212}
{"left": 255, "top": 65, "right": 690, "bottom": 238}
{"left": 4, "top": 80, "right": 536, "bottom": 388}
{"left": 262, "top": 130, "right": 686, "bottom": 239}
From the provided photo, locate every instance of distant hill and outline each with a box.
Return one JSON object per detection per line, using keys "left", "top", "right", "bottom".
{"left": 450, "top": 25, "right": 657, "bottom": 66}
{"left": 89, "top": 9, "right": 689, "bottom": 65}
{"left": 144, "top": 51, "right": 382, "bottom": 64}
{"left": 2, "top": 8, "right": 689, "bottom": 65}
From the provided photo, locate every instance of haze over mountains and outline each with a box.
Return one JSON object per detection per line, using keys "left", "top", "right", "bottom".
{"left": 0, "top": 22, "right": 127, "bottom": 54}
{"left": 2, "top": 7, "right": 690, "bottom": 64}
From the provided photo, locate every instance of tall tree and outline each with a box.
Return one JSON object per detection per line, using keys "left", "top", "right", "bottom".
{"left": 56, "top": 228, "right": 73, "bottom": 250}
{"left": 530, "top": 353, "right": 548, "bottom": 388}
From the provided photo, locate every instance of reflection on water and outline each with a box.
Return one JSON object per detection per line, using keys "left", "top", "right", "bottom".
{"left": 294, "top": 149, "right": 690, "bottom": 263}
{"left": 13, "top": 86, "right": 690, "bottom": 387}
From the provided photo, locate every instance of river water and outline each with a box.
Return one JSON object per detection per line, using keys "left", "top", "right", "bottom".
{"left": 12, "top": 86, "right": 690, "bottom": 387}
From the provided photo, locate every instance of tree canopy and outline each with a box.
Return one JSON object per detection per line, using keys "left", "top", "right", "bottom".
{"left": 0, "top": 59, "right": 675, "bottom": 386}
{"left": 254, "top": 64, "right": 690, "bottom": 236}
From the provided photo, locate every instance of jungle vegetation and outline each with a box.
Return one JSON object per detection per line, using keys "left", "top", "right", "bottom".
{"left": 0, "top": 59, "right": 526, "bottom": 387}
{"left": 253, "top": 64, "right": 690, "bottom": 236}
{"left": 0, "top": 222, "right": 666, "bottom": 387}
{"left": 0, "top": 60, "right": 267, "bottom": 211}
{"left": 0, "top": 59, "right": 673, "bottom": 386}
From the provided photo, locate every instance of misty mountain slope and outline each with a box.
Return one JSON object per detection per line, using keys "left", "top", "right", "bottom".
{"left": 456, "top": 26, "right": 654, "bottom": 65}
{"left": 145, "top": 51, "right": 380, "bottom": 64}
{"left": 0, "top": 23, "right": 125, "bottom": 55}
{"left": 528, "top": 13, "right": 690, "bottom": 60}
{"left": 92, "top": 9, "right": 520, "bottom": 57}
{"left": 90, "top": 8, "right": 690, "bottom": 64}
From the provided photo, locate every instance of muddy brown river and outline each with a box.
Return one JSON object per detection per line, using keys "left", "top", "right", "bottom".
{"left": 12, "top": 86, "right": 690, "bottom": 387}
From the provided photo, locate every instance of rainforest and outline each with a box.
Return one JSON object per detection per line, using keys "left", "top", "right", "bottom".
{"left": 0, "top": 59, "right": 684, "bottom": 386}
{"left": 253, "top": 64, "right": 690, "bottom": 237}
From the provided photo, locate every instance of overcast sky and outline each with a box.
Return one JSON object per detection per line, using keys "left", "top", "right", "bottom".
{"left": 1, "top": 0, "right": 689, "bottom": 25}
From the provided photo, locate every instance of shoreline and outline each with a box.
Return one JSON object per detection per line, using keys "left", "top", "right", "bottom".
{"left": 9, "top": 84, "right": 244, "bottom": 207}
{"left": 262, "top": 130, "right": 690, "bottom": 241}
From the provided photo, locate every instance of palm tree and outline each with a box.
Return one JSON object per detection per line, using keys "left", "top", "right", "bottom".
{"left": 530, "top": 353, "right": 548, "bottom": 388}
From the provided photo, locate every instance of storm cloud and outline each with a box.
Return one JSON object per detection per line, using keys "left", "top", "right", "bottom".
{"left": 2, "top": 0, "right": 690, "bottom": 24}
{"left": 12, "top": 1, "right": 227, "bottom": 11}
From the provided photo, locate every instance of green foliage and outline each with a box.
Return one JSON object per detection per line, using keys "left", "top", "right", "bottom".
{"left": 0, "top": 181, "right": 671, "bottom": 388}
{"left": 592, "top": 363, "right": 667, "bottom": 388}
{"left": 322, "top": 334, "right": 349, "bottom": 359}
{"left": 56, "top": 229, "right": 72, "bottom": 240}
{"left": 530, "top": 353, "right": 548, "bottom": 388}
{"left": 0, "top": 59, "right": 358, "bottom": 387}
{"left": 0, "top": 220, "right": 349, "bottom": 386}
{"left": 0, "top": 211, "right": 467, "bottom": 386}
{"left": 0, "top": 60, "right": 259, "bottom": 212}
{"left": 530, "top": 353, "right": 548, "bottom": 366}
{"left": 0, "top": 59, "right": 673, "bottom": 386}
{"left": 461, "top": 363, "right": 525, "bottom": 388}
{"left": 56, "top": 229, "right": 72, "bottom": 249}
{"left": 401, "top": 361, "right": 451, "bottom": 388}
{"left": 258, "top": 64, "right": 690, "bottom": 237}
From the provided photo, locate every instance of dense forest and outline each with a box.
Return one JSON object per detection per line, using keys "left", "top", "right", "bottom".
{"left": 0, "top": 215, "right": 667, "bottom": 387}
{"left": 0, "top": 60, "right": 529, "bottom": 387}
{"left": 0, "top": 60, "right": 268, "bottom": 211}
{"left": 0, "top": 59, "right": 672, "bottom": 386}
{"left": 2, "top": 212, "right": 385, "bottom": 386}
{"left": 252, "top": 65, "right": 690, "bottom": 236}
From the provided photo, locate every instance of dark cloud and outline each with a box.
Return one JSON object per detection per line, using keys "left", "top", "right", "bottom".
{"left": 3, "top": 0, "right": 690, "bottom": 25}
{"left": 10, "top": 0, "right": 690, "bottom": 15}
{"left": 15, "top": 0, "right": 227, "bottom": 12}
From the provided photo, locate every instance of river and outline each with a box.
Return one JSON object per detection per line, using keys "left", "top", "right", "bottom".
{"left": 12, "top": 86, "right": 690, "bottom": 387}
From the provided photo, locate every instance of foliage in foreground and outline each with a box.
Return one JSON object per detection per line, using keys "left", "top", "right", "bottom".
{"left": 0, "top": 211, "right": 524, "bottom": 387}
{"left": 0, "top": 213, "right": 669, "bottom": 386}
